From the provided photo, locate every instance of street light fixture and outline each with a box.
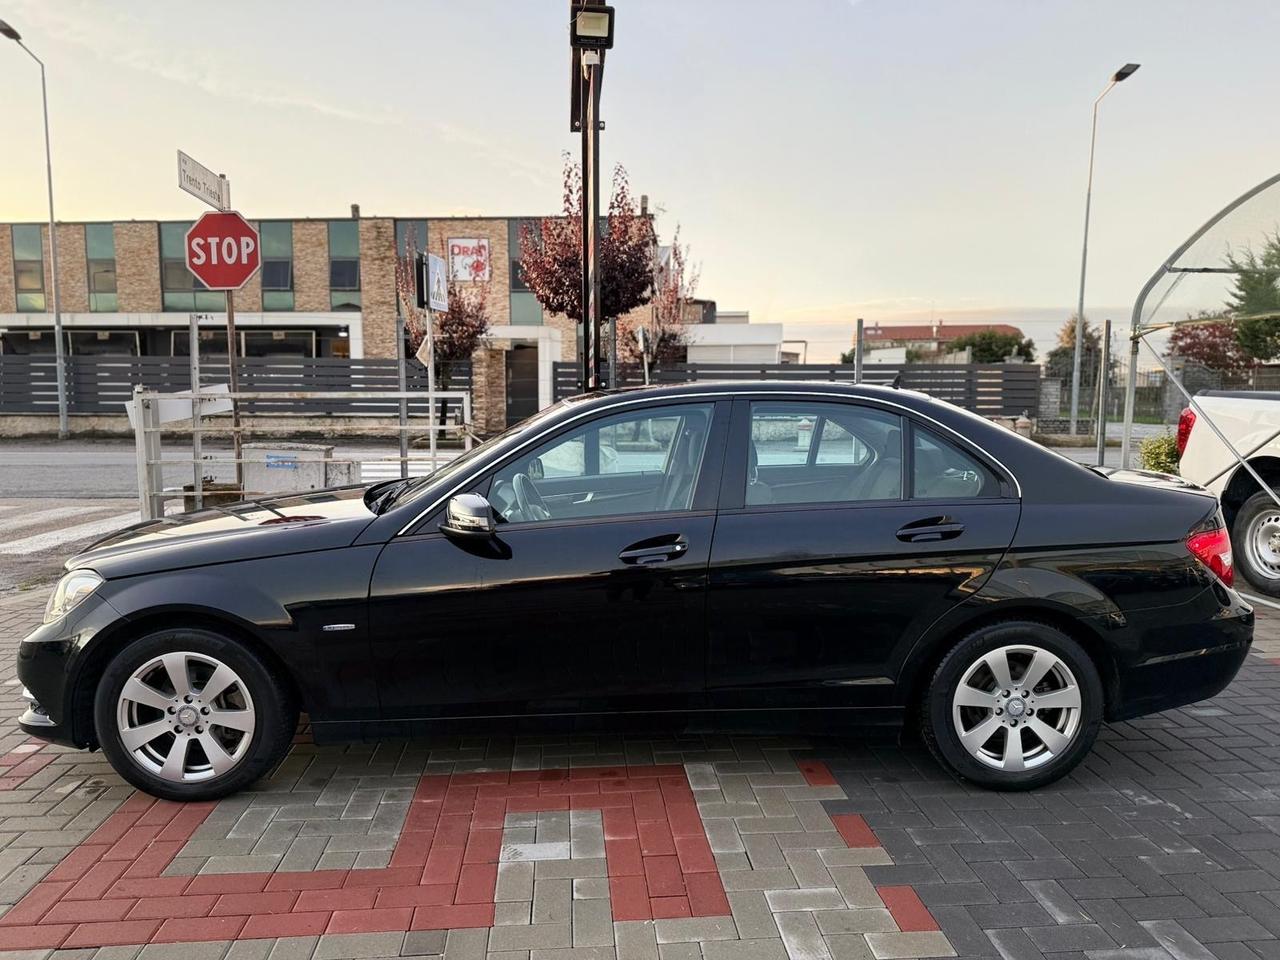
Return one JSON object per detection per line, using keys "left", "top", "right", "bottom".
{"left": 571, "top": 5, "right": 614, "bottom": 50}
{"left": 1069, "top": 61, "right": 1140, "bottom": 437}
{"left": 1, "top": 18, "right": 69, "bottom": 439}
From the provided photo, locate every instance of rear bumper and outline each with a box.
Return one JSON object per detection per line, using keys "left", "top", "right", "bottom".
{"left": 1107, "top": 584, "right": 1253, "bottom": 721}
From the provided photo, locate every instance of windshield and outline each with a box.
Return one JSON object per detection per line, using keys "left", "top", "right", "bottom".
{"left": 382, "top": 399, "right": 576, "bottom": 511}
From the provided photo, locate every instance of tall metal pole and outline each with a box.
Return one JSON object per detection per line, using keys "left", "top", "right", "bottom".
{"left": 1094, "top": 318, "right": 1111, "bottom": 467}
{"left": 854, "top": 318, "right": 864, "bottom": 383}
{"left": 189, "top": 314, "right": 204, "bottom": 511}
{"left": 580, "top": 58, "right": 602, "bottom": 390}
{"left": 395, "top": 312, "right": 408, "bottom": 479}
{"left": 1069, "top": 84, "right": 1111, "bottom": 436}
{"left": 225, "top": 289, "right": 243, "bottom": 491}
{"left": 14, "top": 43, "right": 69, "bottom": 439}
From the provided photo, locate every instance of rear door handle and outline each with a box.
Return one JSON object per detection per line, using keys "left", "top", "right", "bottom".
{"left": 896, "top": 518, "right": 965, "bottom": 543}
{"left": 619, "top": 536, "right": 688, "bottom": 565}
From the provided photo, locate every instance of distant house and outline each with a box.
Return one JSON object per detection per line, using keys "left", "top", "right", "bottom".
{"left": 860, "top": 321, "right": 1025, "bottom": 358}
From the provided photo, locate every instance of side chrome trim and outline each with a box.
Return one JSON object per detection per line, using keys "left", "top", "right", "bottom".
{"left": 395, "top": 388, "right": 1024, "bottom": 536}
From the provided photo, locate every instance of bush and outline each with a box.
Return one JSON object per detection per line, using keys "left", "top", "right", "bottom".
{"left": 1138, "top": 432, "right": 1180, "bottom": 475}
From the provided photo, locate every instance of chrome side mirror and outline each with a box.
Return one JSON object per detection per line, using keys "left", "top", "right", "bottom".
{"left": 440, "top": 493, "right": 496, "bottom": 540}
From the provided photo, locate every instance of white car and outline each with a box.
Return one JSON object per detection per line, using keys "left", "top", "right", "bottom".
{"left": 1177, "top": 390, "right": 1280, "bottom": 594}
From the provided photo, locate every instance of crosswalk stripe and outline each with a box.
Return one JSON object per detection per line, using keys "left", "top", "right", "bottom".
{"left": 0, "top": 506, "right": 90, "bottom": 536}
{"left": 0, "top": 512, "right": 141, "bottom": 556}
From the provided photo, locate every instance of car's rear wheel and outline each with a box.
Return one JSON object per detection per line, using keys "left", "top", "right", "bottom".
{"left": 921, "top": 621, "right": 1102, "bottom": 790}
{"left": 94, "top": 628, "right": 296, "bottom": 801}
{"left": 1232, "top": 490, "right": 1280, "bottom": 597}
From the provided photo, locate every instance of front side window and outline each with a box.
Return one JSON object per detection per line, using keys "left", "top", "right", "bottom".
{"left": 911, "top": 424, "right": 1001, "bottom": 499}
{"left": 12, "top": 224, "right": 45, "bottom": 312}
{"left": 746, "top": 401, "right": 902, "bottom": 506}
{"left": 488, "top": 403, "right": 715, "bottom": 524}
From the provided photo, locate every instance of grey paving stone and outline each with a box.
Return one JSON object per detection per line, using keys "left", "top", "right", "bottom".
{"left": 573, "top": 899, "right": 615, "bottom": 948}
{"left": 488, "top": 925, "right": 573, "bottom": 952}
{"left": 657, "top": 945, "right": 700, "bottom": 960}
{"left": 498, "top": 862, "right": 536, "bottom": 902}
{"left": 444, "top": 928, "right": 489, "bottom": 960}
{"left": 139, "top": 943, "right": 232, "bottom": 960}
{"left": 529, "top": 950, "right": 615, "bottom": 960}
{"left": 315, "top": 933, "right": 408, "bottom": 960}
{"left": 819, "top": 937, "right": 872, "bottom": 960}
{"left": 726, "top": 892, "right": 780, "bottom": 941}
{"left": 573, "top": 878, "right": 610, "bottom": 900}
{"left": 496, "top": 901, "right": 534, "bottom": 926}
{"left": 764, "top": 889, "right": 846, "bottom": 913}
{"left": 651, "top": 918, "right": 737, "bottom": 944}
{"left": 700, "top": 942, "right": 788, "bottom": 960}
{"left": 867, "top": 931, "right": 957, "bottom": 960}
{"left": 811, "top": 910, "right": 897, "bottom": 936}
{"left": 774, "top": 912, "right": 832, "bottom": 960}
{"left": 403, "top": 931, "right": 448, "bottom": 956}
{"left": 613, "top": 921, "right": 658, "bottom": 960}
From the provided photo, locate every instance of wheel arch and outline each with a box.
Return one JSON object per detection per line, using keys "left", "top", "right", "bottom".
{"left": 1221, "top": 457, "right": 1280, "bottom": 530}
{"left": 69, "top": 608, "right": 302, "bottom": 750}
{"left": 899, "top": 603, "right": 1120, "bottom": 728}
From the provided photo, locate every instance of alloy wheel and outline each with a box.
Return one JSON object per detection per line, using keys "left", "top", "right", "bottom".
{"left": 115, "top": 651, "right": 256, "bottom": 783}
{"left": 1246, "top": 511, "right": 1280, "bottom": 581}
{"left": 951, "top": 644, "right": 1082, "bottom": 772}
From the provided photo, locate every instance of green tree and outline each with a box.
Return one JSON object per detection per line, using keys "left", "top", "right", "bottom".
{"left": 839, "top": 348, "right": 856, "bottom": 364}
{"left": 1046, "top": 314, "right": 1103, "bottom": 403}
{"left": 947, "top": 330, "right": 1035, "bottom": 363}
{"left": 1226, "top": 234, "right": 1280, "bottom": 360}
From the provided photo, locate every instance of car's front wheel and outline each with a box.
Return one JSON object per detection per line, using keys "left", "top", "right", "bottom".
{"left": 921, "top": 621, "right": 1102, "bottom": 790}
{"left": 94, "top": 628, "right": 296, "bottom": 801}
{"left": 1232, "top": 490, "right": 1280, "bottom": 597}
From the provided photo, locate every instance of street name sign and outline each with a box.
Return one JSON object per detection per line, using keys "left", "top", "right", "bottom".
{"left": 177, "top": 150, "right": 229, "bottom": 210}
{"left": 185, "top": 211, "right": 260, "bottom": 290}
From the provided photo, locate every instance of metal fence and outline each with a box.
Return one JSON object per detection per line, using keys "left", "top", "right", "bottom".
{"left": 0, "top": 355, "right": 471, "bottom": 417}
{"left": 553, "top": 362, "right": 1042, "bottom": 418}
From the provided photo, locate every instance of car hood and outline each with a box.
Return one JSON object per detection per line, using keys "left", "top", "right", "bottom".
{"left": 68, "top": 486, "right": 378, "bottom": 578}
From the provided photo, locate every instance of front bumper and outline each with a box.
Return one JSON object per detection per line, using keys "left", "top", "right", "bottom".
{"left": 16, "top": 593, "right": 125, "bottom": 748}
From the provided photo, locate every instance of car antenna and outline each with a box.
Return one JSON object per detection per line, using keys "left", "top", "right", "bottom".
{"left": 889, "top": 372, "right": 902, "bottom": 389}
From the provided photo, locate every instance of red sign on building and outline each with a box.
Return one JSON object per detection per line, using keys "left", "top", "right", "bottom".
{"left": 185, "top": 211, "right": 261, "bottom": 290}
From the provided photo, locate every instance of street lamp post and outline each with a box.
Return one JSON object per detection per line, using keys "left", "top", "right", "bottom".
{"left": 570, "top": 2, "right": 614, "bottom": 391}
{"left": 1069, "top": 62, "right": 1139, "bottom": 436}
{"left": 1, "top": 19, "right": 68, "bottom": 439}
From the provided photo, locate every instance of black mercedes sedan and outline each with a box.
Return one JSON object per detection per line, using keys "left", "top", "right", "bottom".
{"left": 15, "top": 383, "right": 1252, "bottom": 799}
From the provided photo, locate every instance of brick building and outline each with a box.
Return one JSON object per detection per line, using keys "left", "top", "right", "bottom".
{"left": 0, "top": 212, "right": 661, "bottom": 428}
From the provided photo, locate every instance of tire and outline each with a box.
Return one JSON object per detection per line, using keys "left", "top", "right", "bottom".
{"left": 94, "top": 627, "right": 297, "bottom": 801}
{"left": 1231, "top": 490, "right": 1280, "bottom": 597}
{"left": 921, "top": 621, "right": 1103, "bottom": 791}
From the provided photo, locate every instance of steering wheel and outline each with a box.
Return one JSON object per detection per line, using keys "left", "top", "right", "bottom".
{"left": 513, "top": 472, "right": 551, "bottom": 522}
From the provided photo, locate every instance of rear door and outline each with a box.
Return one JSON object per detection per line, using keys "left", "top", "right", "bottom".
{"left": 706, "top": 397, "right": 1020, "bottom": 707}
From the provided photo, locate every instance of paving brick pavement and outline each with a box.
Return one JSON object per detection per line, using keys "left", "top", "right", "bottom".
{"left": 0, "top": 585, "right": 1277, "bottom": 960}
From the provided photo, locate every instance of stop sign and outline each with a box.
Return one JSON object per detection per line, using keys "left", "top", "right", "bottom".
{"left": 185, "top": 211, "right": 260, "bottom": 290}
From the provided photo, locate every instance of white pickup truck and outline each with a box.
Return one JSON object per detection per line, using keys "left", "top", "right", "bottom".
{"left": 1177, "top": 391, "right": 1280, "bottom": 595}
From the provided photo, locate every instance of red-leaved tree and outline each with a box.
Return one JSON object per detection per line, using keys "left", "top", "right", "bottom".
{"left": 1169, "top": 313, "right": 1253, "bottom": 374}
{"left": 619, "top": 228, "right": 695, "bottom": 372}
{"left": 518, "top": 160, "right": 655, "bottom": 357}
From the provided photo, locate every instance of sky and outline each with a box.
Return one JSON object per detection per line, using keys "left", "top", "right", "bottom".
{"left": 2, "top": 0, "right": 1278, "bottom": 361}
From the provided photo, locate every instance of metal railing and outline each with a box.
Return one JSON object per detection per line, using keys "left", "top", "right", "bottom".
{"left": 130, "top": 387, "right": 472, "bottom": 520}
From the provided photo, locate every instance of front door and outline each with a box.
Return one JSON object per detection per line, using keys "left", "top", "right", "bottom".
{"left": 706, "top": 398, "right": 1020, "bottom": 709}
{"left": 368, "top": 399, "right": 729, "bottom": 718}
{"left": 505, "top": 344, "right": 539, "bottom": 427}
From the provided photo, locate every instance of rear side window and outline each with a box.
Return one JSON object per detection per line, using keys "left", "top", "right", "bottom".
{"left": 911, "top": 424, "right": 1001, "bottom": 499}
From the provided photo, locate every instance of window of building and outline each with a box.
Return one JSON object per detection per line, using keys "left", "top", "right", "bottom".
{"left": 12, "top": 224, "right": 45, "bottom": 312}
{"left": 508, "top": 219, "right": 542, "bottom": 326}
{"left": 260, "top": 221, "right": 294, "bottom": 311}
{"left": 85, "top": 223, "right": 117, "bottom": 312}
{"left": 910, "top": 424, "right": 1001, "bottom": 499}
{"left": 160, "top": 222, "right": 225, "bottom": 312}
{"left": 328, "top": 220, "right": 360, "bottom": 310}
{"left": 745, "top": 402, "right": 902, "bottom": 506}
{"left": 394, "top": 220, "right": 428, "bottom": 319}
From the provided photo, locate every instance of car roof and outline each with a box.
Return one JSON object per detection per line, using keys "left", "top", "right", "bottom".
{"left": 565, "top": 380, "right": 937, "bottom": 410}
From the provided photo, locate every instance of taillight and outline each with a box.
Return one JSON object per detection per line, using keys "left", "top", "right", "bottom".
{"left": 1187, "top": 526, "right": 1233, "bottom": 587}
{"left": 1176, "top": 407, "right": 1196, "bottom": 458}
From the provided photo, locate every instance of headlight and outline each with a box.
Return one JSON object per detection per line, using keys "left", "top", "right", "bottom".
{"left": 43, "top": 571, "right": 103, "bottom": 624}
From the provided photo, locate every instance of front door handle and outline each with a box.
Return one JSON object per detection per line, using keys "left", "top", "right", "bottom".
{"left": 619, "top": 536, "right": 688, "bottom": 565}
{"left": 896, "top": 517, "right": 965, "bottom": 543}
